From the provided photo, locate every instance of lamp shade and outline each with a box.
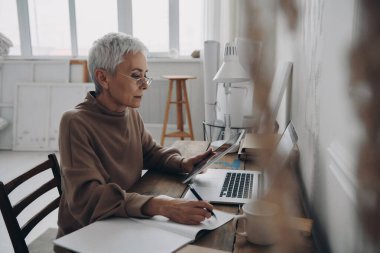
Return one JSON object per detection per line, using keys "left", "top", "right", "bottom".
{"left": 213, "top": 42, "right": 250, "bottom": 83}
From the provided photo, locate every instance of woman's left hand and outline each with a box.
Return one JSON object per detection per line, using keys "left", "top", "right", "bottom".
{"left": 180, "top": 149, "right": 214, "bottom": 173}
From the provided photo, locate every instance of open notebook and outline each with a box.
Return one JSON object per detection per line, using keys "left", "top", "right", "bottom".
{"left": 54, "top": 209, "right": 235, "bottom": 253}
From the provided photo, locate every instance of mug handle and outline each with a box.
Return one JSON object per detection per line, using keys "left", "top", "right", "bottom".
{"left": 233, "top": 214, "right": 248, "bottom": 237}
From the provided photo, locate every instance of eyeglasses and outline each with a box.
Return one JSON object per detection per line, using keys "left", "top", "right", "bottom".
{"left": 119, "top": 73, "right": 153, "bottom": 88}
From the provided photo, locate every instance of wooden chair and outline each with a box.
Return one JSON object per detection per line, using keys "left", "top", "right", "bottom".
{"left": 160, "top": 75, "right": 196, "bottom": 146}
{"left": 0, "top": 153, "right": 62, "bottom": 253}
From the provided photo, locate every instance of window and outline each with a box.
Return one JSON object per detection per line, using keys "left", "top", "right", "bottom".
{"left": 132, "top": 0, "right": 169, "bottom": 53}
{"left": 179, "top": 0, "right": 203, "bottom": 56}
{"left": 75, "top": 0, "right": 118, "bottom": 56}
{"left": 0, "top": 0, "right": 21, "bottom": 55}
{"left": 9, "top": 0, "right": 204, "bottom": 57}
{"left": 28, "top": 0, "right": 71, "bottom": 56}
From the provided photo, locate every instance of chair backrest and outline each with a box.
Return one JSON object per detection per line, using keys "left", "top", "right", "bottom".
{"left": 0, "top": 153, "right": 62, "bottom": 253}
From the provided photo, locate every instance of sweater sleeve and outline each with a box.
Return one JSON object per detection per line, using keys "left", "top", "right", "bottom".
{"left": 136, "top": 113, "right": 183, "bottom": 172}
{"left": 59, "top": 112, "right": 153, "bottom": 226}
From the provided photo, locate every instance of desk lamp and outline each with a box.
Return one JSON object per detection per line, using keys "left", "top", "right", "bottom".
{"left": 213, "top": 42, "right": 250, "bottom": 149}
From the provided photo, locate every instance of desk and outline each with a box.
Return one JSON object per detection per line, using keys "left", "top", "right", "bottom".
{"left": 130, "top": 141, "right": 316, "bottom": 253}
{"left": 55, "top": 141, "right": 314, "bottom": 253}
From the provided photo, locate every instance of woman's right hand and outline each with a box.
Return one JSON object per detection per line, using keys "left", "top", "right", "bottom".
{"left": 141, "top": 197, "right": 214, "bottom": 225}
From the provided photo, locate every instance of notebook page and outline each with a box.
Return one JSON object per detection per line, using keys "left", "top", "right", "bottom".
{"left": 54, "top": 218, "right": 191, "bottom": 253}
{"left": 131, "top": 209, "right": 235, "bottom": 239}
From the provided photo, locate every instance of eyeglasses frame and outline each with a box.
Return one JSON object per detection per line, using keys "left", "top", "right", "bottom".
{"left": 119, "top": 72, "right": 153, "bottom": 88}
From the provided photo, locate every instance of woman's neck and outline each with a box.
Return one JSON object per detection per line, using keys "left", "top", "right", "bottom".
{"left": 95, "top": 91, "right": 126, "bottom": 113}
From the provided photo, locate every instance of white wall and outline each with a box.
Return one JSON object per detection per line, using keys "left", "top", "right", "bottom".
{"left": 0, "top": 58, "right": 205, "bottom": 150}
{"left": 276, "top": 0, "right": 368, "bottom": 252}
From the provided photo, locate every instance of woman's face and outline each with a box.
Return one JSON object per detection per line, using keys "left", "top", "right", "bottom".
{"left": 100, "top": 52, "right": 149, "bottom": 112}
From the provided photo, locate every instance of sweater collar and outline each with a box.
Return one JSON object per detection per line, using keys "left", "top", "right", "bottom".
{"left": 83, "top": 91, "right": 128, "bottom": 117}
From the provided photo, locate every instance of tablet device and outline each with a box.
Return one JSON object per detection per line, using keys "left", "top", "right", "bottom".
{"left": 182, "top": 130, "right": 246, "bottom": 184}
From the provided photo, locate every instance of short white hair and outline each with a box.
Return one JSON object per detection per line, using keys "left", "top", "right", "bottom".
{"left": 87, "top": 32, "right": 148, "bottom": 94}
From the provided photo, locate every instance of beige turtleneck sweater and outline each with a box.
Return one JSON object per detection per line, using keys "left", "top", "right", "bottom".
{"left": 56, "top": 91, "right": 183, "bottom": 239}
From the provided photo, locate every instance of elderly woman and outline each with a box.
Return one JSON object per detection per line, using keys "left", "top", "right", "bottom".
{"left": 56, "top": 32, "right": 213, "bottom": 241}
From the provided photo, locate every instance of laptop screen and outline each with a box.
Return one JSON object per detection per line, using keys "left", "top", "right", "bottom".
{"left": 271, "top": 122, "right": 297, "bottom": 165}
{"left": 262, "top": 121, "right": 298, "bottom": 194}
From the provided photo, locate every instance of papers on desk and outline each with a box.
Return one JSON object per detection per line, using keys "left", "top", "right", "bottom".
{"left": 54, "top": 209, "right": 235, "bottom": 253}
{"left": 177, "top": 244, "right": 230, "bottom": 253}
{"left": 238, "top": 133, "right": 280, "bottom": 160}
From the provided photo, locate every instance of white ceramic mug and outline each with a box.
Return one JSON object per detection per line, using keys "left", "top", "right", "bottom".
{"left": 233, "top": 200, "right": 279, "bottom": 245}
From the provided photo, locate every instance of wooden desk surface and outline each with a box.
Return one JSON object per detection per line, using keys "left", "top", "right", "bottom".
{"left": 131, "top": 141, "right": 316, "bottom": 253}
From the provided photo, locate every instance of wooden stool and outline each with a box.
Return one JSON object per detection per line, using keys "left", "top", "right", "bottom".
{"left": 161, "top": 75, "right": 196, "bottom": 146}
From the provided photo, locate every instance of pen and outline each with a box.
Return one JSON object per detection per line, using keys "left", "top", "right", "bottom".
{"left": 188, "top": 184, "right": 217, "bottom": 218}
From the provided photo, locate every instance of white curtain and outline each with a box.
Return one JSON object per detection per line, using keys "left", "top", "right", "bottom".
{"left": 203, "top": 0, "right": 247, "bottom": 55}
{"left": 203, "top": 0, "right": 253, "bottom": 130}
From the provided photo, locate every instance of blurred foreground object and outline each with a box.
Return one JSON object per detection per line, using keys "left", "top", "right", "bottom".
{"left": 350, "top": 0, "right": 380, "bottom": 248}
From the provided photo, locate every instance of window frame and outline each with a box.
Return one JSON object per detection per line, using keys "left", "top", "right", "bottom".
{"left": 168, "top": 0, "right": 179, "bottom": 53}
{"left": 68, "top": 0, "right": 78, "bottom": 57}
{"left": 14, "top": 0, "right": 189, "bottom": 57}
{"left": 16, "top": 0, "right": 32, "bottom": 56}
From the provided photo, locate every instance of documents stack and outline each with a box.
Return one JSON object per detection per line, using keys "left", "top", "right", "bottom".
{"left": 238, "top": 133, "right": 280, "bottom": 160}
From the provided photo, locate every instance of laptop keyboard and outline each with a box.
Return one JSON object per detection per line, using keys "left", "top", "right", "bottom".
{"left": 219, "top": 172, "right": 253, "bottom": 199}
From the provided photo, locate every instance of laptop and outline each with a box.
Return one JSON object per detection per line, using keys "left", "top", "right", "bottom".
{"left": 183, "top": 121, "right": 298, "bottom": 204}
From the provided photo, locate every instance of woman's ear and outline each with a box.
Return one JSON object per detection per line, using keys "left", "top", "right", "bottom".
{"left": 94, "top": 69, "right": 109, "bottom": 90}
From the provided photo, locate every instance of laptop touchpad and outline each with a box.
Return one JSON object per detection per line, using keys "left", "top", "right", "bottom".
{"left": 193, "top": 174, "right": 220, "bottom": 187}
